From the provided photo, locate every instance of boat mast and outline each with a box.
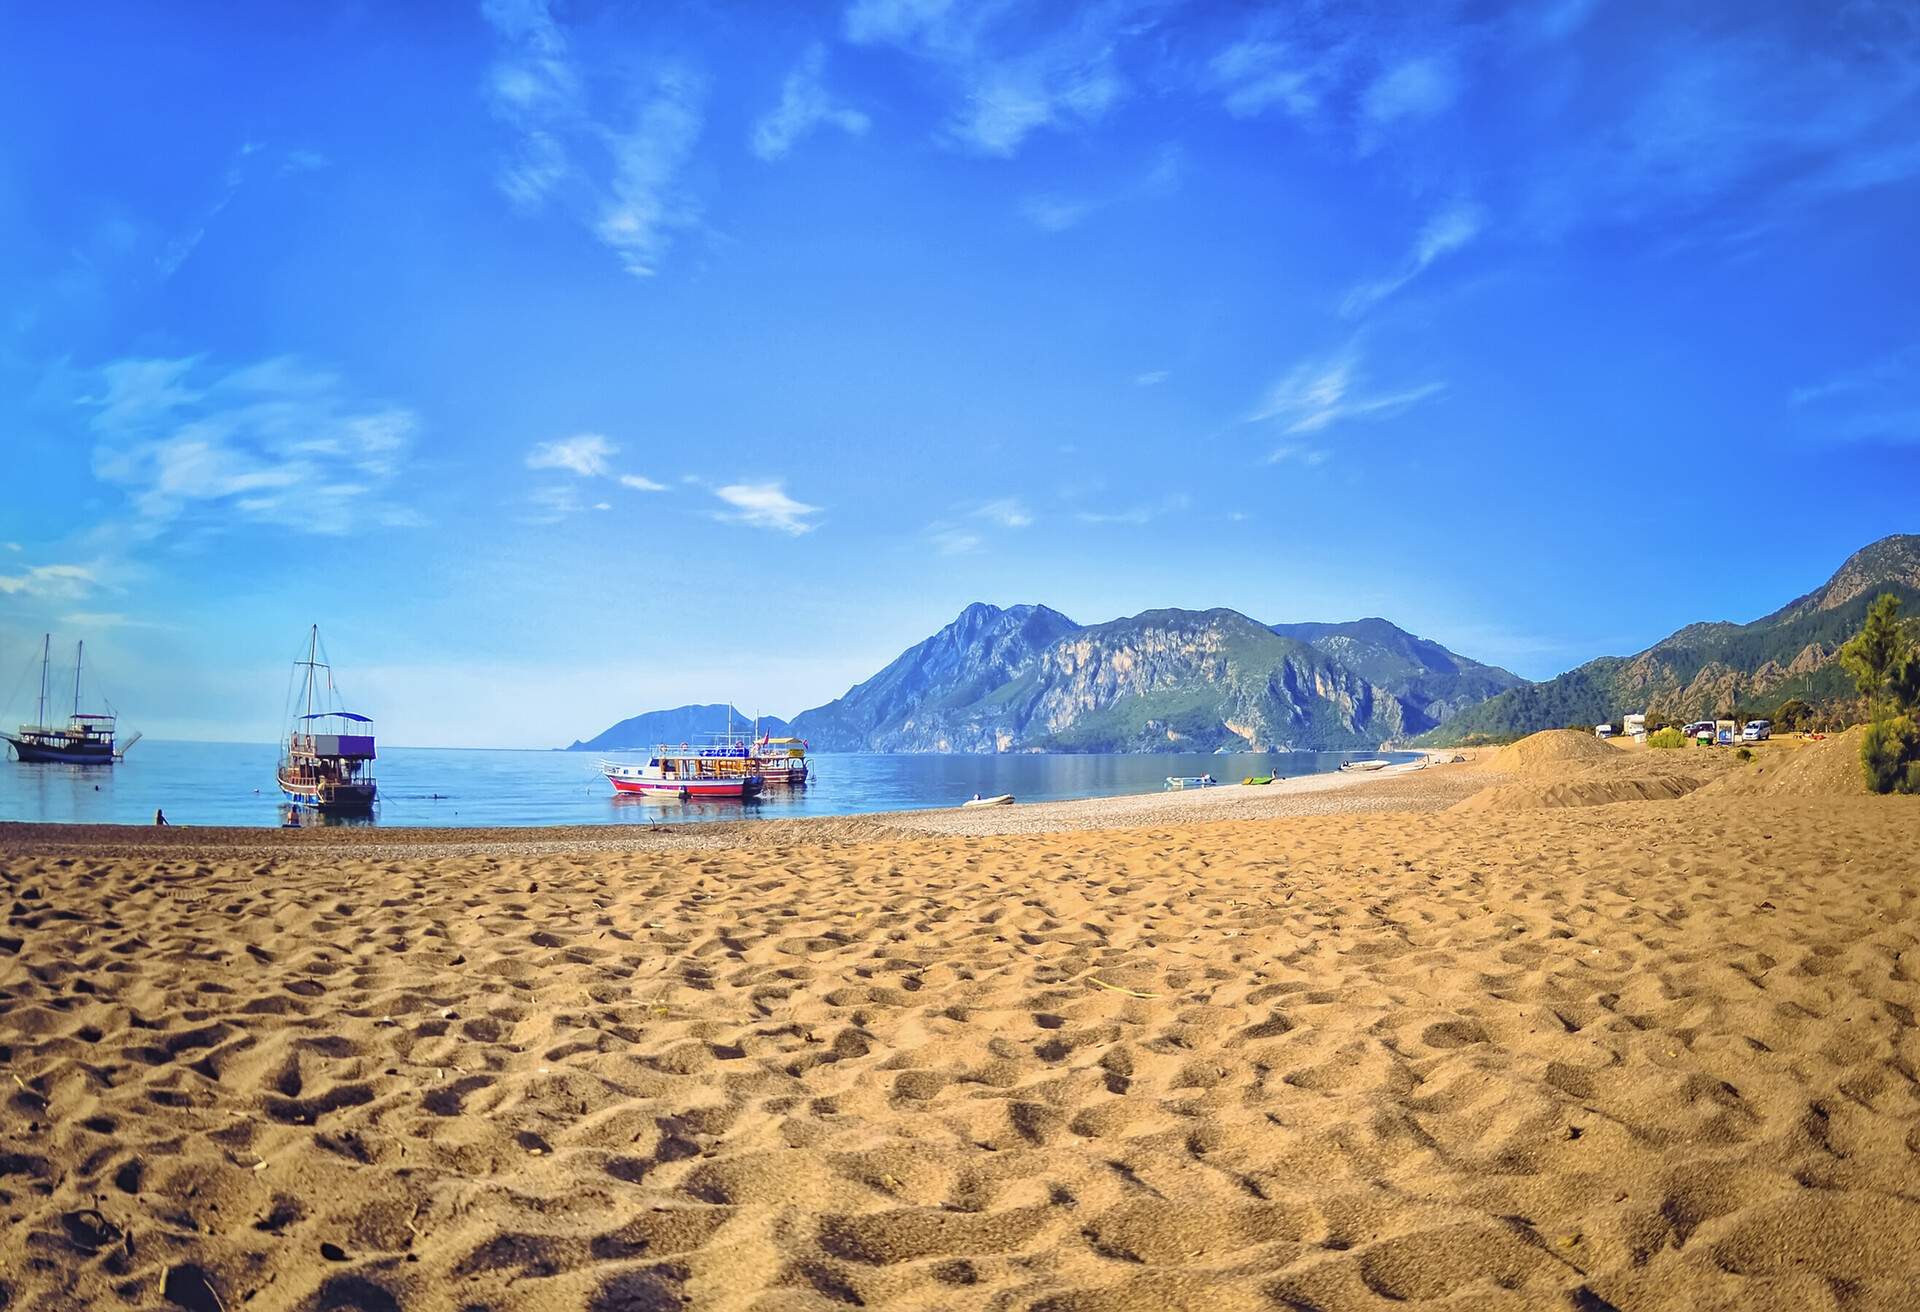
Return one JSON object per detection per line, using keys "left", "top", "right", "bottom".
{"left": 73, "top": 641, "right": 84, "bottom": 719}
{"left": 36, "top": 634, "right": 49, "bottom": 730}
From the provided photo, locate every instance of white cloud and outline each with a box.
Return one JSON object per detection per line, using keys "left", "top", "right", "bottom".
{"left": 1251, "top": 348, "right": 1445, "bottom": 434}
{"left": 845, "top": 1, "right": 1135, "bottom": 157}
{"left": 1133, "top": 369, "right": 1169, "bottom": 387}
{"left": 522, "top": 483, "right": 584, "bottom": 525}
{"left": 593, "top": 501, "right": 612, "bottom": 511}
{"left": 4, "top": 542, "right": 20, "bottom": 552}
{"left": 1076, "top": 493, "right": 1190, "bottom": 526}
{"left": 596, "top": 72, "right": 705, "bottom": 278}
{"left": 0, "top": 563, "right": 97, "bottom": 599}
{"left": 973, "top": 497, "right": 1033, "bottom": 528}
{"left": 1019, "top": 194, "right": 1094, "bottom": 232}
{"left": 1206, "top": 39, "right": 1330, "bottom": 120}
{"left": 1018, "top": 143, "right": 1181, "bottom": 232}
{"left": 1269, "top": 444, "right": 1331, "bottom": 467}
{"left": 619, "top": 473, "right": 667, "bottom": 491}
{"left": 929, "top": 527, "right": 982, "bottom": 555}
{"left": 482, "top": 1, "right": 705, "bottom": 277}
{"left": 86, "top": 355, "right": 419, "bottom": 536}
{"left": 1363, "top": 56, "right": 1459, "bottom": 127}
{"left": 527, "top": 433, "right": 616, "bottom": 477}
{"left": 714, "top": 482, "right": 822, "bottom": 535}
{"left": 752, "top": 45, "right": 870, "bottom": 161}
{"left": 1341, "top": 199, "right": 1485, "bottom": 317}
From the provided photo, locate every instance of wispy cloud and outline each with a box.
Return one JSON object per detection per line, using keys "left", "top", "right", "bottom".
{"left": 1250, "top": 347, "right": 1445, "bottom": 435}
{"left": 1362, "top": 56, "right": 1458, "bottom": 129}
{"left": 1203, "top": 11, "right": 1465, "bottom": 151}
{"left": 1341, "top": 199, "right": 1485, "bottom": 317}
{"left": 1206, "top": 39, "right": 1330, "bottom": 120}
{"left": 973, "top": 497, "right": 1033, "bottom": 528}
{"left": 1019, "top": 195, "right": 1095, "bottom": 233}
{"left": 714, "top": 481, "right": 821, "bottom": 534}
{"left": 1133, "top": 369, "right": 1169, "bottom": 387}
{"left": 928, "top": 527, "right": 982, "bottom": 555}
{"left": 157, "top": 141, "right": 261, "bottom": 278}
{"left": 845, "top": 1, "right": 1140, "bottom": 157}
{"left": 1269, "top": 444, "right": 1331, "bottom": 467}
{"left": 596, "top": 72, "right": 705, "bottom": 278}
{"left": 524, "top": 434, "right": 668, "bottom": 518}
{"left": 1524, "top": 13, "right": 1920, "bottom": 238}
{"left": 86, "top": 356, "right": 418, "bottom": 536}
{"left": 59, "top": 611, "right": 168, "bottom": 630}
{"left": 923, "top": 496, "right": 1033, "bottom": 554}
{"left": 752, "top": 44, "right": 870, "bottom": 160}
{"left": 0, "top": 562, "right": 98, "bottom": 600}
{"left": 1788, "top": 344, "right": 1920, "bottom": 444}
{"left": 1076, "top": 492, "right": 1190, "bottom": 526}
{"left": 1018, "top": 143, "right": 1181, "bottom": 232}
{"left": 526, "top": 433, "right": 615, "bottom": 477}
{"left": 482, "top": 0, "right": 705, "bottom": 277}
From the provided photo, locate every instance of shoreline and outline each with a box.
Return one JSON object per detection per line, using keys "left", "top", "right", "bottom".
{"left": 0, "top": 752, "right": 1461, "bottom": 850}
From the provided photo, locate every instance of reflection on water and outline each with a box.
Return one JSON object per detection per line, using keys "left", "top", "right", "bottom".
{"left": 2, "top": 741, "right": 1411, "bottom": 829}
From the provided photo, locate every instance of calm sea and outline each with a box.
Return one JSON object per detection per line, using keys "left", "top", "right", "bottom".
{"left": 0, "top": 741, "right": 1413, "bottom": 828}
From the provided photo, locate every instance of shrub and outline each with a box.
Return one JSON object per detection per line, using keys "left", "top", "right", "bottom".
{"left": 1735, "top": 746, "right": 1754, "bottom": 763}
{"left": 1772, "top": 698, "right": 1813, "bottom": 732}
{"left": 1647, "top": 727, "right": 1687, "bottom": 749}
{"left": 1861, "top": 715, "right": 1920, "bottom": 795}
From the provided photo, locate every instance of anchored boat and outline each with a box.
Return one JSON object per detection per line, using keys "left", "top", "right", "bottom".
{"left": 3, "top": 635, "right": 138, "bottom": 764}
{"left": 601, "top": 745, "right": 764, "bottom": 799}
{"left": 277, "top": 626, "right": 377, "bottom": 812}
{"left": 751, "top": 734, "right": 810, "bottom": 785}
{"left": 1165, "top": 773, "right": 1217, "bottom": 789}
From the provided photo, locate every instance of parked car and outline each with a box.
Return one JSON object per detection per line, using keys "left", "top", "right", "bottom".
{"left": 1594, "top": 724, "right": 1616, "bottom": 738}
{"left": 1742, "top": 720, "right": 1772, "bottom": 741}
{"left": 1682, "top": 721, "right": 1715, "bottom": 738}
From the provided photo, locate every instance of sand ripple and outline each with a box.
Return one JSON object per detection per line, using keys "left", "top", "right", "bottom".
{"left": 2, "top": 791, "right": 1917, "bottom": 1309}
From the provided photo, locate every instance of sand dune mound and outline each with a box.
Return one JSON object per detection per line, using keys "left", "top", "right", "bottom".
{"left": 1451, "top": 770, "right": 1707, "bottom": 813}
{"left": 1696, "top": 727, "right": 1868, "bottom": 798}
{"left": 1483, "top": 729, "right": 1624, "bottom": 776}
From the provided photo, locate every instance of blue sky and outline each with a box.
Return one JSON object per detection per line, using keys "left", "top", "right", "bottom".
{"left": 2, "top": 0, "right": 1916, "bottom": 747}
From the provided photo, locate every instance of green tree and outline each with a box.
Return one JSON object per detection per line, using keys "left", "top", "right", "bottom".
{"left": 1840, "top": 593, "right": 1915, "bottom": 712}
{"left": 1843, "top": 593, "right": 1920, "bottom": 794}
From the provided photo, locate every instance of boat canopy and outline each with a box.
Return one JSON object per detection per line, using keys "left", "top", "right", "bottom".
{"left": 300, "top": 711, "right": 373, "bottom": 722}
{"left": 761, "top": 736, "right": 807, "bottom": 745}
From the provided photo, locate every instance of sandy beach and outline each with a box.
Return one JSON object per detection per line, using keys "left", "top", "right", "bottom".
{"left": 4, "top": 735, "right": 1917, "bottom": 1310}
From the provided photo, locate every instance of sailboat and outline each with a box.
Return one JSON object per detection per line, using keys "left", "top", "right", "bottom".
{"left": 2, "top": 635, "right": 138, "bottom": 764}
{"left": 277, "top": 626, "right": 377, "bottom": 812}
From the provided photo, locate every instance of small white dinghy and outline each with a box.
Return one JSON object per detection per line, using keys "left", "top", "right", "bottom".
{"left": 962, "top": 793, "right": 1015, "bottom": 808}
{"left": 1338, "top": 759, "right": 1390, "bottom": 773}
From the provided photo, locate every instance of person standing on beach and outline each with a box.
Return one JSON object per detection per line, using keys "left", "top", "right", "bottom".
{"left": 153, "top": 808, "right": 168, "bottom": 826}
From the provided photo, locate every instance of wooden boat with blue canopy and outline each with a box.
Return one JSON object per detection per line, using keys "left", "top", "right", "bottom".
{"left": 278, "top": 626, "right": 377, "bottom": 812}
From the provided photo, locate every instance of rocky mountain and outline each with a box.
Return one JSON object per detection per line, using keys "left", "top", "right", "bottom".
{"left": 1422, "top": 534, "right": 1920, "bottom": 744}
{"left": 788, "top": 603, "right": 1080, "bottom": 752}
{"left": 1269, "top": 618, "right": 1525, "bottom": 725}
{"left": 787, "top": 604, "right": 1517, "bottom": 753}
{"left": 566, "top": 704, "right": 789, "bottom": 753}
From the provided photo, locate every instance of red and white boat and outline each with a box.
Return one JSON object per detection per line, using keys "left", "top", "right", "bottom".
{"left": 601, "top": 747, "right": 764, "bottom": 799}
